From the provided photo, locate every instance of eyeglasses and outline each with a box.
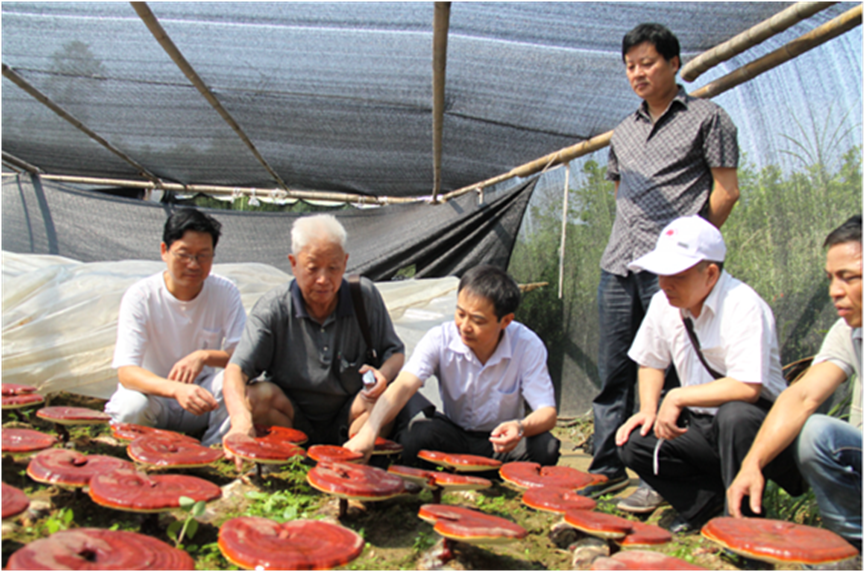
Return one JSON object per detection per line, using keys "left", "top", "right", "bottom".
{"left": 170, "top": 250, "right": 214, "bottom": 265}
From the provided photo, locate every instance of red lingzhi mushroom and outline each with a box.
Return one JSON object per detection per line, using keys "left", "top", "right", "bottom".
{"left": 500, "top": 461, "right": 604, "bottom": 490}
{"left": 2, "top": 383, "right": 38, "bottom": 396}
{"left": 35, "top": 406, "right": 110, "bottom": 443}
{"left": 616, "top": 520, "right": 672, "bottom": 547}
{"left": 1, "top": 384, "right": 43, "bottom": 409}
{"left": 2, "top": 428, "right": 58, "bottom": 454}
{"left": 27, "top": 449, "right": 133, "bottom": 488}
{"left": 88, "top": 468, "right": 221, "bottom": 513}
{"left": 590, "top": 549, "right": 705, "bottom": 570}
{"left": 2, "top": 483, "right": 30, "bottom": 520}
{"left": 307, "top": 445, "right": 364, "bottom": 464}
{"left": 5, "top": 528, "right": 195, "bottom": 570}
{"left": 224, "top": 426, "right": 306, "bottom": 479}
{"left": 701, "top": 516, "right": 860, "bottom": 566}
{"left": 307, "top": 461, "right": 405, "bottom": 518}
{"left": 418, "top": 503, "right": 528, "bottom": 545}
{"left": 127, "top": 434, "right": 223, "bottom": 468}
{"left": 110, "top": 422, "right": 199, "bottom": 444}
{"left": 563, "top": 509, "right": 633, "bottom": 539}
{"left": 387, "top": 465, "right": 491, "bottom": 503}
{"left": 521, "top": 485, "right": 597, "bottom": 514}
{"left": 218, "top": 516, "right": 365, "bottom": 570}
{"left": 418, "top": 449, "right": 502, "bottom": 472}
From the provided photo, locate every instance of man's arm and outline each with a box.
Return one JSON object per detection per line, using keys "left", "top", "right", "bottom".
{"left": 359, "top": 352, "right": 405, "bottom": 400}
{"left": 117, "top": 365, "right": 218, "bottom": 416}
{"left": 727, "top": 362, "right": 847, "bottom": 517}
{"left": 489, "top": 405, "right": 557, "bottom": 454}
{"left": 654, "top": 376, "right": 760, "bottom": 440}
{"left": 705, "top": 167, "right": 739, "bottom": 228}
{"left": 221, "top": 363, "right": 255, "bottom": 469}
{"left": 167, "top": 349, "right": 233, "bottom": 384}
{"left": 344, "top": 370, "right": 423, "bottom": 461}
{"left": 616, "top": 366, "right": 665, "bottom": 446}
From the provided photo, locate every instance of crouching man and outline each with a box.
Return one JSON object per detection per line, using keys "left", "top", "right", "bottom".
{"left": 105, "top": 208, "right": 246, "bottom": 446}
{"left": 614, "top": 215, "right": 803, "bottom": 533}
{"left": 346, "top": 265, "right": 560, "bottom": 467}
{"left": 729, "top": 215, "right": 861, "bottom": 552}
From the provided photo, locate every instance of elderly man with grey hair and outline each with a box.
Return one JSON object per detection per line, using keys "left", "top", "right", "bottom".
{"left": 221, "top": 214, "right": 404, "bottom": 466}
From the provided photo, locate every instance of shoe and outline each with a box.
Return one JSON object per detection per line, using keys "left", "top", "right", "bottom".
{"left": 616, "top": 484, "right": 668, "bottom": 514}
{"left": 669, "top": 513, "right": 699, "bottom": 535}
{"left": 577, "top": 474, "right": 629, "bottom": 498}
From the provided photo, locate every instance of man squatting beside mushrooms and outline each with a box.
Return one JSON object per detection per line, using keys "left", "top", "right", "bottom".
{"left": 106, "top": 208, "right": 246, "bottom": 446}
{"left": 346, "top": 264, "right": 560, "bottom": 467}
{"left": 729, "top": 215, "right": 862, "bottom": 553}
{"left": 221, "top": 214, "right": 405, "bottom": 468}
{"left": 615, "top": 215, "right": 805, "bottom": 534}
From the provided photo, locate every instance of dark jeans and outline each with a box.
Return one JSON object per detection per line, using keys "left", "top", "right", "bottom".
{"left": 590, "top": 269, "right": 661, "bottom": 478}
{"left": 396, "top": 412, "right": 561, "bottom": 470}
{"left": 619, "top": 400, "right": 804, "bottom": 525}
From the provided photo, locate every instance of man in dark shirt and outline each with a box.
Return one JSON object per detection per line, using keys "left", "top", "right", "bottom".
{"left": 221, "top": 214, "right": 404, "bottom": 468}
{"left": 585, "top": 23, "right": 740, "bottom": 512}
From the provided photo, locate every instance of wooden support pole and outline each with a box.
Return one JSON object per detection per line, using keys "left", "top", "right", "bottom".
{"left": 1, "top": 64, "right": 160, "bottom": 184}
{"left": 691, "top": 4, "right": 862, "bottom": 100}
{"left": 681, "top": 2, "right": 837, "bottom": 82}
{"left": 558, "top": 164, "right": 570, "bottom": 300}
{"left": 431, "top": 3, "right": 451, "bottom": 203}
{"left": 131, "top": 2, "right": 289, "bottom": 191}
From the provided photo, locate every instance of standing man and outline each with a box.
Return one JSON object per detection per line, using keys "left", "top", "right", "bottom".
{"left": 106, "top": 208, "right": 246, "bottom": 446}
{"left": 728, "top": 215, "right": 861, "bottom": 552}
{"left": 221, "top": 214, "right": 404, "bottom": 467}
{"left": 587, "top": 22, "right": 740, "bottom": 512}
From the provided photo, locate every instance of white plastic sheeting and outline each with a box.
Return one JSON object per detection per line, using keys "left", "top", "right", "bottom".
{"left": 1, "top": 251, "right": 457, "bottom": 402}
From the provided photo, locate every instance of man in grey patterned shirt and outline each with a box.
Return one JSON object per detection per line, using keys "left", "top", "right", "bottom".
{"left": 583, "top": 23, "right": 740, "bottom": 509}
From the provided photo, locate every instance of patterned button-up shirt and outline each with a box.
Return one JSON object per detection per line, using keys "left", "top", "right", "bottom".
{"left": 602, "top": 86, "right": 739, "bottom": 276}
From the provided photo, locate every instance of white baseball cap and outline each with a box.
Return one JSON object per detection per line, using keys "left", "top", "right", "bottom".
{"left": 628, "top": 215, "right": 726, "bottom": 276}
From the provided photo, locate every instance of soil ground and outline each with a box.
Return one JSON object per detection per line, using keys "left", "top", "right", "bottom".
{"left": 0, "top": 393, "right": 852, "bottom": 570}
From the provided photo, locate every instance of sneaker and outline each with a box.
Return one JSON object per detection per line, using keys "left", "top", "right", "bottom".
{"left": 616, "top": 484, "right": 668, "bottom": 514}
{"left": 577, "top": 474, "right": 629, "bottom": 498}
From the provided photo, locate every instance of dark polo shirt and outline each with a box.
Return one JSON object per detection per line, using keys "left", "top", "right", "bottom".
{"left": 230, "top": 277, "right": 404, "bottom": 425}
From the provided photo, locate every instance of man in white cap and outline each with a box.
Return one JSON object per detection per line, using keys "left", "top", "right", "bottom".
{"left": 614, "top": 215, "right": 803, "bottom": 534}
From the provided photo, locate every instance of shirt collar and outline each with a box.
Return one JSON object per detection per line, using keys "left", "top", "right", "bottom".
{"left": 446, "top": 321, "right": 514, "bottom": 366}
{"left": 853, "top": 327, "right": 862, "bottom": 343}
{"left": 635, "top": 84, "right": 688, "bottom": 122}
{"left": 290, "top": 278, "right": 353, "bottom": 320}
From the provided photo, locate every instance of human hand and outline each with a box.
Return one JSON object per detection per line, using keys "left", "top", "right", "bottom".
{"left": 168, "top": 351, "right": 206, "bottom": 384}
{"left": 343, "top": 429, "right": 375, "bottom": 464}
{"left": 727, "top": 463, "right": 765, "bottom": 518}
{"left": 489, "top": 420, "right": 522, "bottom": 454}
{"left": 223, "top": 422, "right": 255, "bottom": 471}
{"left": 615, "top": 411, "right": 656, "bottom": 446}
{"left": 654, "top": 391, "right": 687, "bottom": 440}
{"left": 358, "top": 365, "right": 387, "bottom": 400}
{"left": 173, "top": 383, "right": 218, "bottom": 416}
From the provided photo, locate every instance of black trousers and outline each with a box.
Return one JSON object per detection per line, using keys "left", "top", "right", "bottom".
{"left": 618, "top": 400, "right": 804, "bottom": 524}
{"left": 395, "top": 411, "right": 561, "bottom": 470}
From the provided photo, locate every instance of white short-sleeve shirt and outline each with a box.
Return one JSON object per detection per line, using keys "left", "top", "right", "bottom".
{"left": 628, "top": 271, "right": 786, "bottom": 415}
{"left": 112, "top": 272, "right": 247, "bottom": 382}
{"left": 404, "top": 320, "right": 556, "bottom": 432}
{"left": 813, "top": 319, "right": 862, "bottom": 428}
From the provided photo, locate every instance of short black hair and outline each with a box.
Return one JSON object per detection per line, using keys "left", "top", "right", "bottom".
{"left": 458, "top": 265, "right": 521, "bottom": 320}
{"left": 163, "top": 208, "right": 222, "bottom": 250}
{"left": 824, "top": 215, "right": 862, "bottom": 249}
{"left": 622, "top": 23, "right": 680, "bottom": 63}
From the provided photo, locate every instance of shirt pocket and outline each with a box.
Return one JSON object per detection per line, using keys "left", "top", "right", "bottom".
{"left": 198, "top": 328, "right": 222, "bottom": 351}
{"left": 490, "top": 381, "right": 522, "bottom": 422}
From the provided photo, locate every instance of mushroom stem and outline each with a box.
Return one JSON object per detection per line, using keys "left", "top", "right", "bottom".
{"left": 338, "top": 498, "right": 348, "bottom": 519}
{"left": 256, "top": 463, "right": 263, "bottom": 480}
{"left": 55, "top": 424, "right": 70, "bottom": 444}
{"left": 432, "top": 487, "right": 442, "bottom": 504}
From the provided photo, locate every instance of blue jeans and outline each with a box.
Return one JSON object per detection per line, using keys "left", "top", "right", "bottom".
{"left": 795, "top": 414, "right": 862, "bottom": 550}
{"left": 590, "top": 269, "right": 660, "bottom": 478}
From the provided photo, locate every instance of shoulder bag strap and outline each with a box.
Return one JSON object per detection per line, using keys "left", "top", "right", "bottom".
{"left": 348, "top": 274, "right": 379, "bottom": 367}
{"left": 681, "top": 315, "right": 724, "bottom": 380}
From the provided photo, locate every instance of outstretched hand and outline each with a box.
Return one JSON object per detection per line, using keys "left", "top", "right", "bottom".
{"left": 223, "top": 423, "right": 256, "bottom": 472}
{"left": 489, "top": 420, "right": 522, "bottom": 454}
{"left": 168, "top": 351, "right": 207, "bottom": 384}
{"left": 727, "top": 464, "right": 765, "bottom": 518}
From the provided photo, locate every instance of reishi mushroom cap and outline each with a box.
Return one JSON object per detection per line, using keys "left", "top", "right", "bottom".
{"left": 521, "top": 485, "right": 597, "bottom": 513}
{"left": 417, "top": 450, "right": 502, "bottom": 472}
{"left": 88, "top": 468, "right": 221, "bottom": 513}
{"left": 418, "top": 503, "right": 527, "bottom": 544}
{"left": 5, "top": 527, "right": 195, "bottom": 570}
{"left": 307, "top": 445, "right": 364, "bottom": 464}
{"left": 110, "top": 422, "right": 200, "bottom": 443}
{"left": 27, "top": 448, "right": 134, "bottom": 488}
{"left": 127, "top": 434, "right": 224, "bottom": 468}
{"left": 307, "top": 461, "right": 405, "bottom": 501}
{"left": 590, "top": 549, "right": 705, "bottom": 570}
{"left": 701, "top": 516, "right": 860, "bottom": 565}
{"left": 2, "top": 428, "right": 58, "bottom": 453}
{"left": 563, "top": 509, "right": 633, "bottom": 539}
{"left": 1, "top": 383, "right": 38, "bottom": 395}
{"left": 500, "top": 461, "right": 603, "bottom": 490}
{"left": 36, "top": 406, "right": 110, "bottom": 425}
{"left": 2, "top": 393, "right": 45, "bottom": 409}
{"left": 218, "top": 516, "right": 364, "bottom": 570}
{"left": 2, "top": 483, "right": 30, "bottom": 520}
{"left": 223, "top": 432, "right": 306, "bottom": 464}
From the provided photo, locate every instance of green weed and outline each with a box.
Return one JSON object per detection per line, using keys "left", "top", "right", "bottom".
{"left": 41, "top": 507, "right": 74, "bottom": 535}
{"left": 167, "top": 496, "right": 206, "bottom": 548}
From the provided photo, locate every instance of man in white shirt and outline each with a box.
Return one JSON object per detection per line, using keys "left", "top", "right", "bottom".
{"left": 614, "top": 215, "right": 802, "bottom": 533}
{"left": 729, "top": 215, "right": 861, "bottom": 552}
{"left": 105, "top": 208, "right": 246, "bottom": 446}
{"left": 345, "top": 265, "right": 559, "bottom": 467}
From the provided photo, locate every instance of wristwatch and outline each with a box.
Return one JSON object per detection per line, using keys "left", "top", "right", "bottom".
{"left": 514, "top": 419, "right": 525, "bottom": 438}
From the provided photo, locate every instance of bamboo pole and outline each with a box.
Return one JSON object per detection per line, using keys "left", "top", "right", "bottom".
{"left": 1, "top": 64, "right": 161, "bottom": 184}
{"left": 691, "top": 4, "right": 862, "bottom": 100}
{"left": 680, "top": 2, "right": 837, "bottom": 82}
{"left": 558, "top": 164, "right": 570, "bottom": 300}
{"left": 431, "top": 2, "right": 451, "bottom": 203}
{"left": 131, "top": 2, "right": 289, "bottom": 191}
{"left": 2, "top": 172, "right": 425, "bottom": 205}
{"left": 2, "top": 151, "right": 42, "bottom": 174}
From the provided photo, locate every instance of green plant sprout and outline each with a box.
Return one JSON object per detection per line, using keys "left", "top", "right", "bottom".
{"left": 42, "top": 507, "right": 74, "bottom": 535}
{"left": 167, "top": 496, "right": 206, "bottom": 548}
